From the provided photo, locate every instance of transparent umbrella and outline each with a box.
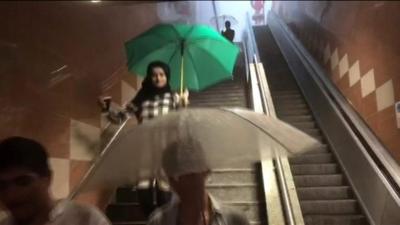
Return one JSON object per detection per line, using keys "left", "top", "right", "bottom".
{"left": 78, "top": 107, "right": 323, "bottom": 191}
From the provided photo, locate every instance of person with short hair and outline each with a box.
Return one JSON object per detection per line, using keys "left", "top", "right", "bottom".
{"left": 221, "top": 21, "right": 235, "bottom": 43}
{"left": 0, "top": 136, "right": 111, "bottom": 225}
{"left": 147, "top": 138, "right": 250, "bottom": 225}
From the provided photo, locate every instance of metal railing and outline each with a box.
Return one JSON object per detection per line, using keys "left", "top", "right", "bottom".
{"left": 68, "top": 118, "right": 130, "bottom": 199}
{"left": 267, "top": 10, "right": 400, "bottom": 225}
{"left": 244, "top": 12, "right": 304, "bottom": 225}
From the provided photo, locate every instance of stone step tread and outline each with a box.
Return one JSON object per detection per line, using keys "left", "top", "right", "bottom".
{"left": 279, "top": 115, "right": 314, "bottom": 122}
{"left": 207, "top": 183, "right": 258, "bottom": 188}
{"left": 294, "top": 174, "right": 345, "bottom": 187}
{"left": 303, "top": 215, "right": 367, "bottom": 225}
{"left": 275, "top": 103, "right": 308, "bottom": 109}
{"left": 291, "top": 163, "right": 339, "bottom": 175}
{"left": 290, "top": 153, "right": 334, "bottom": 164}
{"left": 301, "top": 199, "right": 360, "bottom": 214}
{"left": 297, "top": 186, "right": 353, "bottom": 200}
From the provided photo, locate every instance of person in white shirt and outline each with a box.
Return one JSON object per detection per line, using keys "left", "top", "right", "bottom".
{"left": 0, "top": 136, "right": 111, "bottom": 225}
{"left": 147, "top": 138, "right": 249, "bottom": 225}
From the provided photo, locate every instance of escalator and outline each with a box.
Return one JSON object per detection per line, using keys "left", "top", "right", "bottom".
{"left": 106, "top": 48, "right": 267, "bottom": 225}
{"left": 253, "top": 25, "right": 369, "bottom": 225}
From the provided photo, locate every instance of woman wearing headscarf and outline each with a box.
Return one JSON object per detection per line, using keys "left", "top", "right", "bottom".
{"left": 100, "top": 60, "right": 188, "bottom": 124}
{"left": 99, "top": 60, "right": 189, "bottom": 216}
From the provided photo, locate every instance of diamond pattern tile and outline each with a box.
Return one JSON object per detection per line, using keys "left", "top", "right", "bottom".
{"left": 349, "top": 61, "right": 361, "bottom": 87}
{"left": 339, "top": 54, "right": 349, "bottom": 78}
{"left": 361, "top": 69, "right": 376, "bottom": 97}
{"left": 376, "top": 79, "right": 395, "bottom": 111}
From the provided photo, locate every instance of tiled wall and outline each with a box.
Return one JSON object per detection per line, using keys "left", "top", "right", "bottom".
{"left": 0, "top": 2, "right": 159, "bottom": 209}
{"left": 272, "top": 1, "right": 400, "bottom": 161}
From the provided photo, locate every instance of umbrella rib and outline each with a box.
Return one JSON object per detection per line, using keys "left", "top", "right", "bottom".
{"left": 186, "top": 49, "right": 201, "bottom": 88}
{"left": 218, "top": 108, "right": 296, "bottom": 155}
{"left": 190, "top": 43, "right": 236, "bottom": 75}
{"left": 130, "top": 41, "right": 178, "bottom": 71}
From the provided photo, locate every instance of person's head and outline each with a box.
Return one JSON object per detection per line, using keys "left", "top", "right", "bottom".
{"left": 0, "top": 137, "right": 52, "bottom": 223}
{"left": 162, "top": 138, "right": 210, "bottom": 205}
{"left": 145, "top": 61, "right": 170, "bottom": 89}
{"left": 225, "top": 20, "right": 231, "bottom": 29}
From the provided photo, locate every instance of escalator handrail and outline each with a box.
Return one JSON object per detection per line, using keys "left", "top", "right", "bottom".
{"left": 245, "top": 12, "right": 300, "bottom": 225}
{"left": 268, "top": 11, "right": 400, "bottom": 200}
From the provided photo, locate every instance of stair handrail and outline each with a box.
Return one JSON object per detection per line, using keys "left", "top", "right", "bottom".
{"left": 68, "top": 118, "right": 130, "bottom": 200}
{"left": 245, "top": 12, "right": 304, "bottom": 225}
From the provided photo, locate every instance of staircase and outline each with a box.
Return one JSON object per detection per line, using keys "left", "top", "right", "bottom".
{"left": 106, "top": 48, "right": 267, "bottom": 225}
{"left": 254, "top": 25, "right": 369, "bottom": 225}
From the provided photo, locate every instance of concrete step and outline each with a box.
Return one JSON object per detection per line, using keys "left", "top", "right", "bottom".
{"left": 190, "top": 99, "right": 246, "bottom": 105}
{"left": 190, "top": 91, "right": 246, "bottom": 99}
{"left": 301, "top": 200, "right": 360, "bottom": 214}
{"left": 290, "top": 153, "right": 334, "bottom": 164}
{"left": 306, "top": 144, "right": 330, "bottom": 154}
{"left": 289, "top": 121, "right": 317, "bottom": 130}
{"left": 275, "top": 103, "right": 308, "bottom": 111}
{"left": 291, "top": 164, "right": 339, "bottom": 175}
{"left": 274, "top": 98, "right": 306, "bottom": 106}
{"left": 190, "top": 95, "right": 246, "bottom": 102}
{"left": 297, "top": 186, "right": 353, "bottom": 200}
{"left": 303, "top": 215, "right": 367, "bottom": 225}
{"left": 222, "top": 201, "right": 267, "bottom": 221}
{"left": 209, "top": 169, "right": 257, "bottom": 185}
{"left": 207, "top": 184, "right": 261, "bottom": 202}
{"left": 294, "top": 174, "right": 345, "bottom": 187}
{"left": 276, "top": 108, "right": 311, "bottom": 116}
{"left": 190, "top": 102, "right": 247, "bottom": 108}
{"left": 191, "top": 87, "right": 245, "bottom": 95}
{"left": 279, "top": 115, "right": 314, "bottom": 123}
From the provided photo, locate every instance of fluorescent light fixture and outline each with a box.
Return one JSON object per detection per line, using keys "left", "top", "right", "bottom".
{"left": 91, "top": 0, "right": 101, "bottom": 3}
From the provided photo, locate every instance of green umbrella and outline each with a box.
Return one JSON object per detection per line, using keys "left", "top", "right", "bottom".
{"left": 125, "top": 23, "right": 240, "bottom": 94}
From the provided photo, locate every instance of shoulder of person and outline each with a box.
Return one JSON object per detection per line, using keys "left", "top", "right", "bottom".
{"left": 147, "top": 205, "right": 169, "bottom": 225}
{"left": 56, "top": 200, "right": 111, "bottom": 225}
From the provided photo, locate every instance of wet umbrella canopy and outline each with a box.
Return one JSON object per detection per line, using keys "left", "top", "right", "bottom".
{"left": 125, "top": 24, "right": 240, "bottom": 93}
{"left": 78, "top": 107, "right": 323, "bottom": 191}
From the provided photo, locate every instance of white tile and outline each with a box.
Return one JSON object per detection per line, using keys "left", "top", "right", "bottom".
{"left": 330, "top": 48, "right": 339, "bottom": 70}
{"left": 49, "top": 158, "right": 70, "bottom": 199}
{"left": 361, "top": 69, "right": 376, "bottom": 97}
{"left": 348, "top": 61, "right": 361, "bottom": 87}
{"left": 339, "top": 54, "right": 349, "bottom": 78}
{"left": 323, "top": 44, "right": 331, "bottom": 64}
{"left": 121, "top": 80, "right": 137, "bottom": 106}
{"left": 70, "top": 119, "right": 100, "bottom": 161}
{"left": 376, "top": 79, "right": 395, "bottom": 111}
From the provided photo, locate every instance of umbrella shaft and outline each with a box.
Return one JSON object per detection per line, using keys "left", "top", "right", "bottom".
{"left": 180, "top": 56, "right": 184, "bottom": 96}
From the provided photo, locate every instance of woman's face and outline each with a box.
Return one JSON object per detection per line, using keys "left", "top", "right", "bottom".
{"left": 151, "top": 67, "right": 168, "bottom": 88}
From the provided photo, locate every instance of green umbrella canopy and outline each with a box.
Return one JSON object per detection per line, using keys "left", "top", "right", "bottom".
{"left": 125, "top": 23, "right": 240, "bottom": 92}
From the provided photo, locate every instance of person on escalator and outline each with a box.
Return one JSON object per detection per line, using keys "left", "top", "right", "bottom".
{"left": 221, "top": 21, "right": 235, "bottom": 43}
{"left": 98, "top": 61, "right": 189, "bottom": 217}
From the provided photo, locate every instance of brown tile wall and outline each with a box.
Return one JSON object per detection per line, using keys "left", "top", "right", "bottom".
{"left": 0, "top": 2, "right": 160, "bottom": 209}
{"left": 272, "top": 1, "right": 400, "bottom": 162}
